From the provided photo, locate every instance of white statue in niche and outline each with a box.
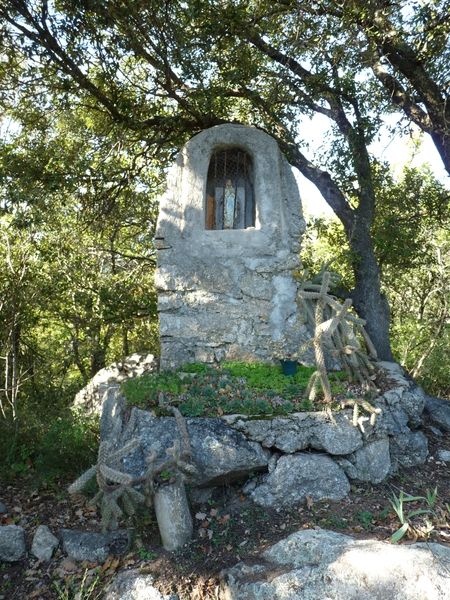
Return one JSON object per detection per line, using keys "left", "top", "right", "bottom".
{"left": 223, "top": 178, "right": 236, "bottom": 229}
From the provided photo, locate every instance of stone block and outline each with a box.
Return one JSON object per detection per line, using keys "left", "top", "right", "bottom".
{"left": 0, "top": 525, "right": 26, "bottom": 562}
{"left": 343, "top": 438, "right": 391, "bottom": 483}
{"left": 31, "top": 525, "right": 59, "bottom": 561}
{"left": 389, "top": 431, "right": 428, "bottom": 471}
{"left": 60, "top": 529, "right": 130, "bottom": 562}
{"left": 121, "top": 410, "right": 270, "bottom": 486}
{"left": 247, "top": 453, "right": 350, "bottom": 508}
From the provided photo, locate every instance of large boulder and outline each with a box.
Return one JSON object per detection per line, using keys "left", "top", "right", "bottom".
{"left": 389, "top": 431, "right": 429, "bottom": 471}
{"left": 245, "top": 453, "right": 350, "bottom": 508}
{"left": 73, "top": 353, "right": 156, "bottom": 415}
{"left": 221, "top": 529, "right": 450, "bottom": 600}
{"left": 374, "top": 362, "right": 426, "bottom": 431}
{"left": 120, "top": 409, "right": 271, "bottom": 486}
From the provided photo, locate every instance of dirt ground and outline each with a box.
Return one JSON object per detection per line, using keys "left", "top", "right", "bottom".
{"left": 1, "top": 418, "right": 449, "bottom": 600}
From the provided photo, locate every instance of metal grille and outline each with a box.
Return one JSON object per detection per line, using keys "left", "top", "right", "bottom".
{"left": 205, "top": 148, "right": 255, "bottom": 230}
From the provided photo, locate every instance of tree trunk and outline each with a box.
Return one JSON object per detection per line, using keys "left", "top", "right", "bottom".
{"left": 430, "top": 130, "right": 450, "bottom": 176}
{"left": 289, "top": 147, "right": 393, "bottom": 360}
{"left": 348, "top": 223, "right": 393, "bottom": 361}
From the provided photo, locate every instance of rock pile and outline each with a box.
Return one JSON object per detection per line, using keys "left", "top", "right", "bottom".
{"left": 73, "top": 353, "right": 156, "bottom": 415}
{"left": 0, "top": 516, "right": 129, "bottom": 563}
{"left": 102, "top": 362, "right": 429, "bottom": 509}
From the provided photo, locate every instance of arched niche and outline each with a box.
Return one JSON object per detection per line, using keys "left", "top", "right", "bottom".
{"left": 205, "top": 147, "right": 255, "bottom": 230}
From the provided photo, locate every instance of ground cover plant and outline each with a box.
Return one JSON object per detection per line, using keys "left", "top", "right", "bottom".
{"left": 121, "top": 361, "right": 349, "bottom": 417}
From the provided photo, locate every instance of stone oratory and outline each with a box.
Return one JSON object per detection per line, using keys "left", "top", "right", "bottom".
{"left": 155, "top": 124, "right": 308, "bottom": 369}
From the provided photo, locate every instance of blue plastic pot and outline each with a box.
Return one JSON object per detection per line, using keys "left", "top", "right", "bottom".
{"left": 280, "top": 359, "right": 298, "bottom": 376}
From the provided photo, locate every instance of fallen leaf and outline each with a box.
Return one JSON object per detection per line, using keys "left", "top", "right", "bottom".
{"left": 103, "top": 557, "right": 120, "bottom": 574}
{"left": 60, "top": 559, "right": 78, "bottom": 573}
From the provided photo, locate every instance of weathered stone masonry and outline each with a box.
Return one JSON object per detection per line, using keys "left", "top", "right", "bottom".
{"left": 155, "top": 124, "right": 308, "bottom": 369}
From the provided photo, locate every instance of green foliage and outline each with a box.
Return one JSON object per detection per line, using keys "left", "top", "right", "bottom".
{"left": 122, "top": 361, "right": 347, "bottom": 417}
{"left": 138, "top": 548, "right": 158, "bottom": 561}
{"left": 302, "top": 164, "right": 450, "bottom": 398}
{"left": 0, "top": 406, "right": 98, "bottom": 483}
{"left": 35, "top": 412, "right": 99, "bottom": 480}
{"left": 122, "top": 371, "right": 185, "bottom": 406}
{"left": 222, "top": 361, "right": 316, "bottom": 392}
{"left": 389, "top": 487, "right": 444, "bottom": 543}
{"left": 356, "top": 510, "right": 374, "bottom": 530}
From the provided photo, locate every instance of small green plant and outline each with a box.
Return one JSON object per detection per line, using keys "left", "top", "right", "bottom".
{"left": 159, "top": 469, "right": 175, "bottom": 481}
{"left": 357, "top": 510, "right": 374, "bottom": 530}
{"left": 389, "top": 489, "right": 438, "bottom": 543}
{"left": 424, "top": 486, "right": 438, "bottom": 509}
{"left": 138, "top": 548, "right": 158, "bottom": 561}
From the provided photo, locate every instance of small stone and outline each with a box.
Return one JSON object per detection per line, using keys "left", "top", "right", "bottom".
{"left": 154, "top": 481, "right": 193, "bottom": 551}
{"left": 60, "top": 529, "right": 130, "bottom": 562}
{"left": 0, "top": 502, "right": 7, "bottom": 514}
{"left": 0, "top": 525, "right": 26, "bottom": 562}
{"left": 31, "top": 525, "right": 59, "bottom": 561}
{"left": 427, "top": 425, "right": 443, "bottom": 437}
{"left": 437, "top": 449, "right": 450, "bottom": 462}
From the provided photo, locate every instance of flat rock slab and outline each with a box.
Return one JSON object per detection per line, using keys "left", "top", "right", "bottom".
{"left": 121, "top": 410, "right": 270, "bottom": 486}
{"left": 222, "top": 528, "right": 450, "bottom": 599}
{"left": 61, "top": 529, "right": 130, "bottom": 562}
{"left": 0, "top": 525, "right": 26, "bottom": 562}
{"left": 106, "top": 570, "right": 179, "bottom": 599}
{"left": 246, "top": 453, "right": 350, "bottom": 508}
